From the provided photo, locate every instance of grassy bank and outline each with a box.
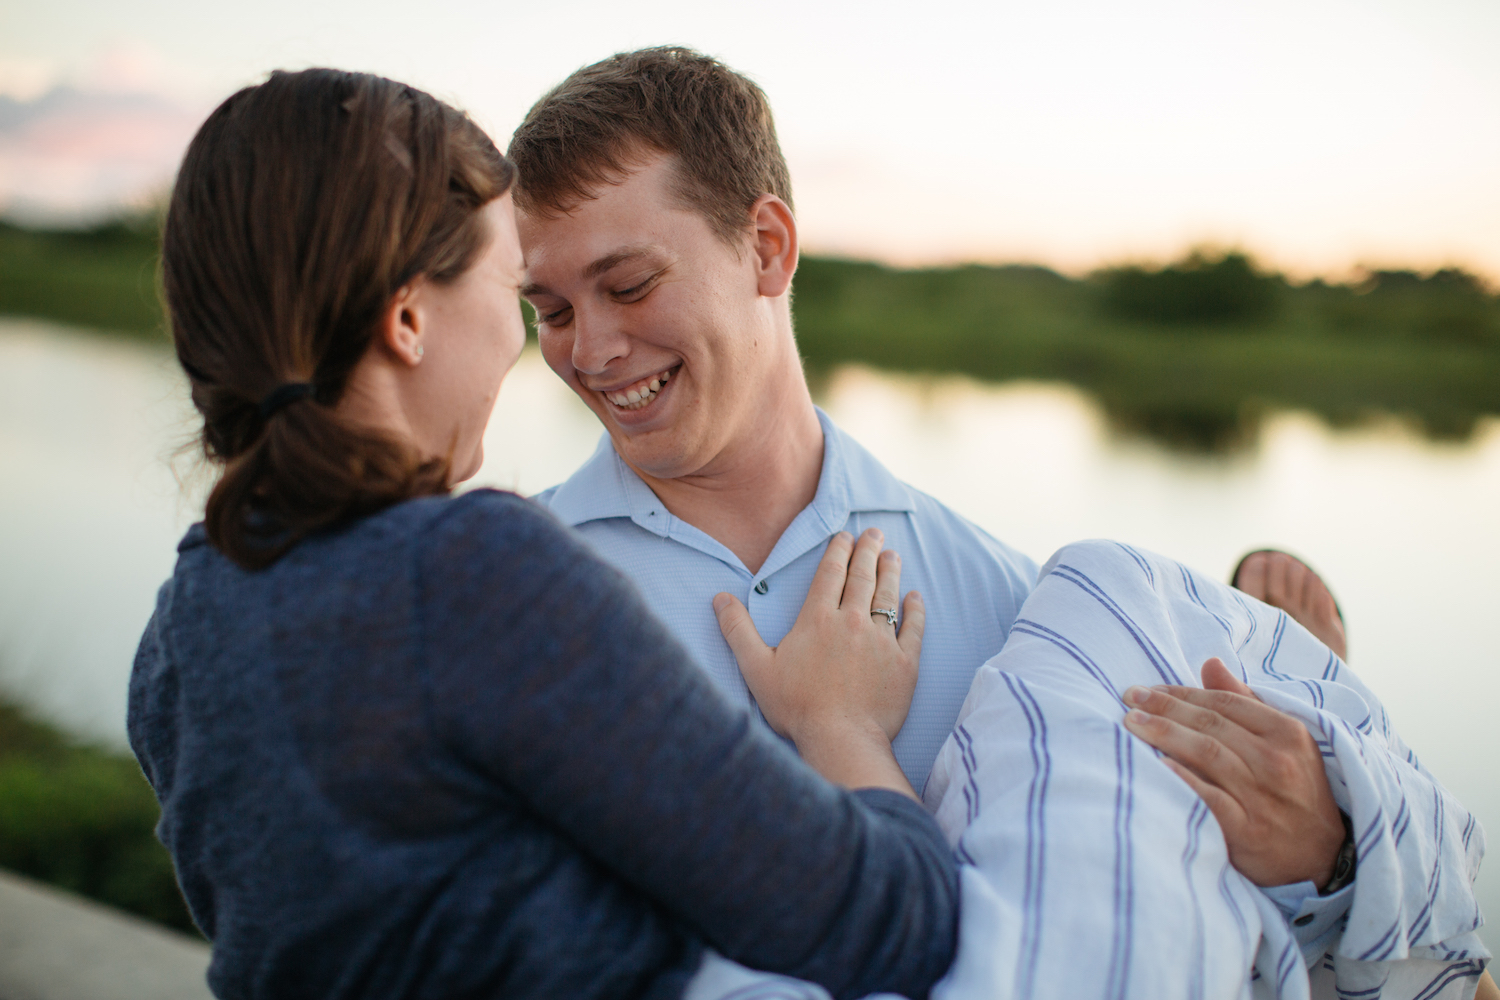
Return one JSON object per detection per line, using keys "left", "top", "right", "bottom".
{"left": 792, "top": 256, "right": 1500, "bottom": 450}
{"left": 4, "top": 216, "right": 1497, "bottom": 451}
{"left": 0, "top": 218, "right": 166, "bottom": 341}
{"left": 0, "top": 698, "right": 196, "bottom": 935}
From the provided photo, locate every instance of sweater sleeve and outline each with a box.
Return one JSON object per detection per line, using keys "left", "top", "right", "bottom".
{"left": 415, "top": 491, "right": 959, "bottom": 1000}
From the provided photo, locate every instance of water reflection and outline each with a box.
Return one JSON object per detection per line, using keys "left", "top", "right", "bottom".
{"left": 1, "top": 319, "right": 1495, "bottom": 948}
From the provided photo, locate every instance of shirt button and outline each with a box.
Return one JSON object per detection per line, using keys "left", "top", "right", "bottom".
{"left": 754, "top": 580, "right": 769, "bottom": 595}
{"left": 1293, "top": 913, "right": 1315, "bottom": 926}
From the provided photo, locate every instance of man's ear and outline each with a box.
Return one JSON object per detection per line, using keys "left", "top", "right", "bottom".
{"left": 378, "top": 280, "right": 428, "bottom": 367}
{"left": 750, "top": 194, "right": 798, "bottom": 298}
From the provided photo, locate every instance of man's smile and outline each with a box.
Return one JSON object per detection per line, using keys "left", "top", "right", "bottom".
{"left": 594, "top": 364, "right": 681, "bottom": 412}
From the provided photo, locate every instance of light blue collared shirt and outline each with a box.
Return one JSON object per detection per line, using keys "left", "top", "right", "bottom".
{"left": 535, "top": 408, "right": 1039, "bottom": 791}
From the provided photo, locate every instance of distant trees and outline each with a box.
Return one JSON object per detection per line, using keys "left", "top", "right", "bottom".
{"left": 1098, "top": 249, "right": 1282, "bottom": 326}
{"left": 1320, "top": 267, "right": 1499, "bottom": 346}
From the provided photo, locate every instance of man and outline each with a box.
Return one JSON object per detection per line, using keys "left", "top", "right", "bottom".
{"left": 510, "top": 48, "right": 1487, "bottom": 997}
{"left": 513, "top": 50, "right": 1034, "bottom": 793}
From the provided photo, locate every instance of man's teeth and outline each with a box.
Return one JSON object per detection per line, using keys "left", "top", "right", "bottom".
{"left": 605, "top": 369, "right": 672, "bottom": 410}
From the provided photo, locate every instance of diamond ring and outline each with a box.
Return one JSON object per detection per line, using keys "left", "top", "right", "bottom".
{"left": 870, "top": 608, "right": 898, "bottom": 627}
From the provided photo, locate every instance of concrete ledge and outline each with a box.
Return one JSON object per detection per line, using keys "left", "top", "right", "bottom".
{"left": 0, "top": 869, "right": 211, "bottom": 1000}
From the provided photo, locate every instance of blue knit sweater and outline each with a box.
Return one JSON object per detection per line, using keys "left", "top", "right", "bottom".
{"left": 128, "top": 489, "right": 959, "bottom": 1000}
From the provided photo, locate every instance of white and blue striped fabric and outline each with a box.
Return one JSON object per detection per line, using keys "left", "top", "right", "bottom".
{"left": 686, "top": 540, "right": 1489, "bottom": 1000}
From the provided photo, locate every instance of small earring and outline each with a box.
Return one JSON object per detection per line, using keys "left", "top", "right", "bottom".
{"left": 415, "top": 345, "right": 424, "bottom": 358}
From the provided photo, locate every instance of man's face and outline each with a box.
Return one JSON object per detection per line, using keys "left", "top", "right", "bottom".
{"left": 518, "top": 152, "right": 784, "bottom": 481}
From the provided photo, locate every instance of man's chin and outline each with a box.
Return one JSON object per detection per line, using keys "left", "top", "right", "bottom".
{"left": 605, "top": 431, "right": 699, "bottom": 484}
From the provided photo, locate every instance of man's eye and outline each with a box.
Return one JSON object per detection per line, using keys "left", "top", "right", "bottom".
{"left": 613, "top": 276, "right": 656, "bottom": 300}
{"left": 539, "top": 306, "right": 572, "bottom": 326}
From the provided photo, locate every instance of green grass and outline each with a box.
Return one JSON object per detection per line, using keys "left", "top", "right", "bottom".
{"left": 3, "top": 215, "right": 1497, "bottom": 452}
{"left": 0, "top": 698, "right": 198, "bottom": 935}
{"left": 0, "top": 218, "right": 167, "bottom": 341}
{"left": 791, "top": 256, "right": 1500, "bottom": 450}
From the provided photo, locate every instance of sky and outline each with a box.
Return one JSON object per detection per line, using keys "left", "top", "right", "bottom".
{"left": 2, "top": 0, "right": 1499, "bottom": 280}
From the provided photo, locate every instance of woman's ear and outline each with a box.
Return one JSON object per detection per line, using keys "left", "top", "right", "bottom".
{"left": 750, "top": 195, "right": 798, "bottom": 298}
{"left": 378, "top": 280, "right": 428, "bottom": 367}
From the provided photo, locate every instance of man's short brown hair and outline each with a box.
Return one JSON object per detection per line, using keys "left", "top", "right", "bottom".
{"left": 508, "top": 46, "right": 793, "bottom": 245}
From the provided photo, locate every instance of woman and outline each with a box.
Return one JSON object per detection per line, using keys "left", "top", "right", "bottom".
{"left": 129, "top": 68, "right": 955, "bottom": 1000}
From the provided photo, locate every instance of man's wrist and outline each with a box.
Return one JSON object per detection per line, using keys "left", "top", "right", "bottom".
{"left": 1319, "top": 811, "right": 1357, "bottom": 896}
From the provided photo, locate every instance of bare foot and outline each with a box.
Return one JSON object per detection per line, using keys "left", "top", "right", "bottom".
{"left": 1231, "top": 550, "right": 1347, "bottom": 661}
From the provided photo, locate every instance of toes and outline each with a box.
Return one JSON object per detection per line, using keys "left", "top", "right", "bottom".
{"left": 1233, "top": 551, "right": 1270, "bottom": 600}
{"left": 1232, "top": 549, "right": 1347, "bottom": 661}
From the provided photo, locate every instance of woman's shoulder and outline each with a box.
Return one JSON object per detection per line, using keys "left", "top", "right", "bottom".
{"left": 405, "top": 488, "right": 616, "bottom": 601}
{"left": 418, "top": 488, "right": 579, "bottom": 559}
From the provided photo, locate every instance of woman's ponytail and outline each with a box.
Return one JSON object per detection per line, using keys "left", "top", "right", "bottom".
{"left": 161, "top": 69, "right": 513, "bottom": 569}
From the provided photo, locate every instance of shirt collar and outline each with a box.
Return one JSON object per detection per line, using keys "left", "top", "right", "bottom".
{"left": 543, "top": 406, "right": 917, "bottom": 533}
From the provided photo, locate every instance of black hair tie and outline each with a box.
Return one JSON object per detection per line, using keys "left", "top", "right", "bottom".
{"left": 257, "top": 383, "right": 316, "bottom": 420}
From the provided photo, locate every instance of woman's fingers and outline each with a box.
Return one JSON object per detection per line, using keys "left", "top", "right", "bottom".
{"left": 870, "top": 549, "right": 901, "bottom": 622}
{"left": 713, "top": 592, "right": 771, "bottom": 682}
{"left": 897, "top": 590, "right": 925, "bottom": 662}
{"left": 806, "top": 532, "right": 855, "bottom": 610}
{"left": 839, "top": 528, "right": 883, "bottom": 611}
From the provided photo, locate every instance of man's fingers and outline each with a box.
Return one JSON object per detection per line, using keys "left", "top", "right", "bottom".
{"left": 1122, "top": 707, "right": 1257, "bottom": 791}
{"left": 1199, "top": 657, "right": 1255, "bottom": 698}
{"left": 806, "top": 532, "right": 854, "bottom": 609}
{"left": 839, "top": 528, "right": 883, "bottom": 611}
{"left": 1162, "top": 757, "right": 1248, "bottom": 834}
{"left": 897, "top": 590, "right": 925, "bottom": 662}
{"left": 713, "top": 592, "right": 770, "bottom": 675}
{"left": 871, "top": 549, "right": 901, "bottom": 621}
{"left": 1145, "top": 683, "right": 1291, "bottom": 741}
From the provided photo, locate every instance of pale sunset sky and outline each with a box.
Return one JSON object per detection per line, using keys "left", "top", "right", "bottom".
{"left": 2, "top": 0, "right": 1498, "bottom": 281}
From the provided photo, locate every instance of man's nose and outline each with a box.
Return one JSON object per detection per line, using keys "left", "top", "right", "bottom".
{"left": 570, "top": 304, "right": 630, "bottom": 375}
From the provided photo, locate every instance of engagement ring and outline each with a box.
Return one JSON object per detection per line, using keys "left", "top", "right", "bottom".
{"left": 870, "top": 608, "right": 898, "bottom": 626}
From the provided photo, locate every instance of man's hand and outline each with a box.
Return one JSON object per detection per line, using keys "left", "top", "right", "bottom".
{"left": 1122, "top": 657, "right": 1346, "bottom": 888}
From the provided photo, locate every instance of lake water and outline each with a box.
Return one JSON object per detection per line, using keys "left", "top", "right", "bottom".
{"left": 1, "top": 317, "right": 1496, "bottom": 950}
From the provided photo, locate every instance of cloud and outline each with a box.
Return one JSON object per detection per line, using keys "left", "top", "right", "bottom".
{"left": 0, "top": 85, "right": 202, "bottom": 224}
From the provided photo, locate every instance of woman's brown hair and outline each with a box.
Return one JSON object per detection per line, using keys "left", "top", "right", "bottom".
{"left": 162, "top": 69, "right": 514, "bottom": 569}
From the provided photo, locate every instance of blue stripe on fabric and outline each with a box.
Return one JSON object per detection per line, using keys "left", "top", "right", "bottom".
{"left": 1053, "top": 565, "right": 1185, "bottom": 685}
{"left": 1322, "top": 651, "right": 1341, "bottom": 681}
{"left": 1408, "top": 788, "right": 1447, "bottom": 941}
{"left": 1115, "top": 542, "right": 1155, "bottom": 587}
{"left": 1104, "top": 727, "right": 1136, "bottom": 1000}
{"left": 1392, "top": 797, "right": 1413, "bottom": 848}
{"left": 1217, "top": 861, "right": 1251, "bottom": 957}
{"left": 1181, "top": 798, "right": 1208, "bottom": 1000}
{"left": 1297, "top": 678, "right": 1325, "bottom": 709}
{"left": 1259, "top": 612, "right": 1294, "bottom": 680}
{"left": 1010, "top": 620, "right": 1124, "bottom": 702}
{"left": 1002, "top": 673, "right": 1053, "bottom": 998}
{"left": 1411, "top": 961, "right": 1485, "bottom": 1000}
{"left": 1356, "top": 916, "right": 1403, "bottom": 962}
{"left": 1178, "top": 563, "right": 1235, "bottom": 640}
{"left": 1276, "top": 936, "right": 1298, "bottom": 990}
{"left": 1356, "top": 810, "right": 1388, "bottom": 858}
{"left": 956, "top": 724, "right": 981, "bottom": 826}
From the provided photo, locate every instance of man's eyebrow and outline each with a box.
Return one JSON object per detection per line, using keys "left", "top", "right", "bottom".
{"left": 521, "top": 245, "right": 665, "bottom": 300}
{"left": 583, "top": 245, "right": 663, "bottom": 280}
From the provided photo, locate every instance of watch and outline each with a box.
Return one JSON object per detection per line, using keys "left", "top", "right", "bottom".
{"left": 1320, "top": 810, "right": 1358, "bottom": 896}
